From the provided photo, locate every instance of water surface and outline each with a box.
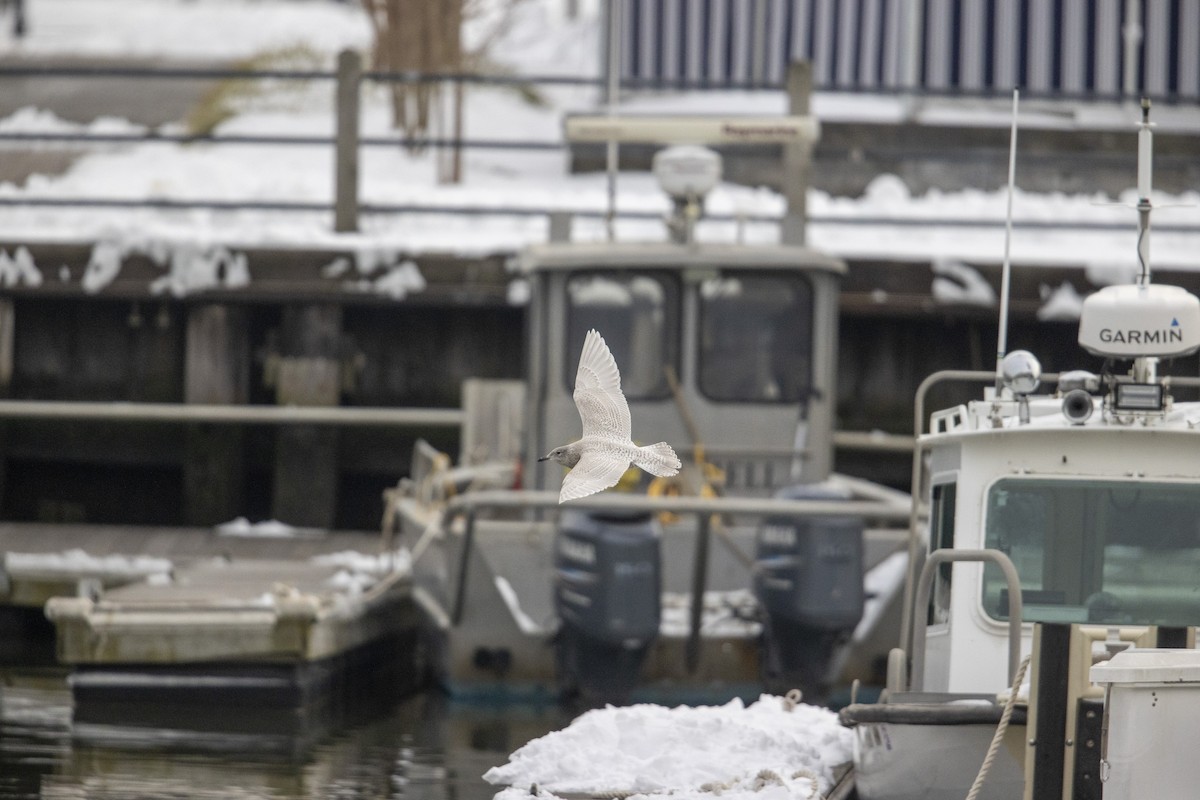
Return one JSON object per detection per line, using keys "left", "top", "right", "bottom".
{"left": 0, "top": 670, "right": 573, "bottom": 800}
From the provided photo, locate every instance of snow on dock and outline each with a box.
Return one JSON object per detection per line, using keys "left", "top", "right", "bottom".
{"left": 45, "top": 552, "right": 411, "bottom": 664}
{"left": 485, "top": 695, "right": 853, "bottom": 800}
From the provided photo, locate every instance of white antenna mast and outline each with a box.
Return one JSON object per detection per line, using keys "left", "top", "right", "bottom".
{"left": 994, "top": 89, "right": 1020, "bottom": 394}
{"left": 603, "top": 0, "right": 623, "bottom": 242}
{"left": 1136, "top": 97, "right": 1154, "bottom": 285}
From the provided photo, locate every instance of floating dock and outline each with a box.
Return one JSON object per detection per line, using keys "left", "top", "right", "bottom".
{"left": 0, "top": 524, "right": 426, "bottom": 747}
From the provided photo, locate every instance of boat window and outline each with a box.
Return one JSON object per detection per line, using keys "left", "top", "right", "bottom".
{"left": 697, "top": 273, "right": 813, "bottom": 403}
{"left": 928, "top": 482, "right": 957, "bottom": 626}
{"left": 566, "top": 272, "right": 680, "bottom": 400}
{"left": 982, "top": 478, "right": 1200, "bottom": 627}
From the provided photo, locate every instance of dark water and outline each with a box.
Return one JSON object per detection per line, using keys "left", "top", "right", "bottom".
{"left": 0, "top": 671, "right": 574, "bottom": 800}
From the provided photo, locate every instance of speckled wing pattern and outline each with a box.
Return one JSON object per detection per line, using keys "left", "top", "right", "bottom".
{"left": 573, "top": 329, "right": 632, "bottom": 441}
{"left": 558, "top": 449, "right": 631, "bottom": 502}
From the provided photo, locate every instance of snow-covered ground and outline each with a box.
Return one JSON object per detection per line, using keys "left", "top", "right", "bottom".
{"left": 2, "top": 0, "right": 1199, "bottom": 317}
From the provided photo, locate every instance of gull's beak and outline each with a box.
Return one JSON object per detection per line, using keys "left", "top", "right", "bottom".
{"left": 538, "top": 455, "right": 549, "bottom": 462}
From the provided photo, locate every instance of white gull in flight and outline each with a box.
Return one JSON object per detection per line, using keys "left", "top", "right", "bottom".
{"left": 539, "top": 329, "right": 682, "bottom": 503}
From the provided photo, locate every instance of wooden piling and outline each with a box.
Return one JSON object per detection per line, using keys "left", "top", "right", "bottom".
{"left": 183, "top": 303, "right": 249, "bottom": 526}
{"left": 272, "top": 304, "right": 343, "bottom": 528}
{"left": 782, "top": 61, "right": 813, "bottom": 247}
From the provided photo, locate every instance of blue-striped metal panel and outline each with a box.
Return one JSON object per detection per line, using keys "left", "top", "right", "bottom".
{"left": 618, "top": 0, "right": 1200, "bottom": 100}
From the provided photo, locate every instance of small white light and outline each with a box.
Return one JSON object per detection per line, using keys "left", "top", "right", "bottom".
{"left": 1001, "top": 350, "right": 1042, "bottom": 395}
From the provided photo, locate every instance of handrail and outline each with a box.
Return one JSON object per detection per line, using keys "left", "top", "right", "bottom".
{"left": 0, "top": 398, "right": 915, "bottom": 466}
{"left": 910, "top": 548, "right": 1024, "bottom": 690}
{"left": 437, "top": 487, "right": 910, "bottom": 668}
{"left": 0, "top": 400, "right": 463, "bottom": 427}
{"left": 3, "top": 63, "right": 1199, "bottom": 103}
{"left": 898, "top": 369, "right": 1056, "bottom": 657}
{"left": 898, "top": 369, "right": 1000, "bottom": 658}
{"left": 442, "top": 488, "right": 911, "bottom": 520}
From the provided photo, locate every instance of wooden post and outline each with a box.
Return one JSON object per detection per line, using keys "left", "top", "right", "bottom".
{"left": 12, "top": 0, "right": 26, "bottom": 37}
{"left": 782, "top": 61, "right": 813, "bottom": 246}
{"left": 0, "top": 298, "right": 14, "bottom": 394}
{"left": 0, "top": 298, "right": 13, "bottom": 510}
{"left": 183, "top": 304, "right": 249, "bottom": 526}
{"left": 334, "top": 49, "right": 362, "bottom": 233}
{"left": 272, "top": 304, "right": 342, "bottom": 529}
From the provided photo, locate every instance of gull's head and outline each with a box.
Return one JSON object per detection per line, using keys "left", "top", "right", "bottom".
{"left": 539, "top": 444, "right": 581, "bottom": 469}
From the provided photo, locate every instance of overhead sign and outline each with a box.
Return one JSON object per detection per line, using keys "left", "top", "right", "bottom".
{"left": 564, "top": 115, "right": 820, "bottom": 145}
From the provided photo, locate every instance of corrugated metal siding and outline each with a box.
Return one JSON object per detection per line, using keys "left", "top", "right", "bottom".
{"left": 618, "top": 0, "right": 1200, "bottom": 100}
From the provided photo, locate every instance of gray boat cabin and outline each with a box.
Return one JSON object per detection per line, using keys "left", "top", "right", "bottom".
{"left": 517, "top": 240, "right": 846, "bottom": 497}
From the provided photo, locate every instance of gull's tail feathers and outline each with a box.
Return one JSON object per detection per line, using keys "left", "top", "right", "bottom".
{"left": 634, "top": 442, "right": 682, "bottom": 477}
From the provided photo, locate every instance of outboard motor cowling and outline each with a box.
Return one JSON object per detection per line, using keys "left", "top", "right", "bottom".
{"left": 755, "top": 484, "right": 864, "bottom": 700}
{"left": 554, "top": 509, "right": 661, "bottom": 704}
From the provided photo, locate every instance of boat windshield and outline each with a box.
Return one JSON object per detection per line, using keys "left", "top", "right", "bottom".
{"left": 566, "top": 272, "right": 681, "bottom": 400}
{"left": 982, "top": 478, "right": 1200, "bottom": 627}
{"left": 697, "top": 273, "right": 813, "bottom": 403}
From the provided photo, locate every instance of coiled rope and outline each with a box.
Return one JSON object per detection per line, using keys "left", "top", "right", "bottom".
{"left": 964, "top": 654, "right": 1032, "bottom": 800}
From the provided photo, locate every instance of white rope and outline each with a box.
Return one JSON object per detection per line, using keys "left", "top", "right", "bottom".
{"left": 964, "top": 654, "right": 1032, "bottom": 800}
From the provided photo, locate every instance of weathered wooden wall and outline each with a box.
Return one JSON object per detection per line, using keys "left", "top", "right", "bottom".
{"left": 2, "top": 246, "right": 1198, "bottom": 530}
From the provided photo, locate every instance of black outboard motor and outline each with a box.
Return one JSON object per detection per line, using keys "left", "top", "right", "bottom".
{"left": 553, "top": 509, "right": 661, "bottom": 704}
{"left": 755, "top": 484, "right": 864, "bottom": 701}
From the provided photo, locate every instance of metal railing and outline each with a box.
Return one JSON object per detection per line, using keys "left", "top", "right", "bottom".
{"left": 434, "top": 487, "right": 911, "bottom": 675}
{"left": 5, "top": 57, "right": 1200, "bottom": 235}
{"left": 0, "top": 399, "right": 463, "bottom": 427}
{"left": 910, "top": 548, "right": 1024, "bottom": 691}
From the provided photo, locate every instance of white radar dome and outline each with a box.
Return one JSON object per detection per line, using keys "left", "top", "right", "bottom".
{"left": 652, "top": 145, "right": 722, "bottom": 200}
{"left": 1078, "top": 283, "right": 1200, "bottom": 359}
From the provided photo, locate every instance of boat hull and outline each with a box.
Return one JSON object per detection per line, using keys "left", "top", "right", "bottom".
{"left": 842, "top": 701, "right": 1026, "bottom": 800}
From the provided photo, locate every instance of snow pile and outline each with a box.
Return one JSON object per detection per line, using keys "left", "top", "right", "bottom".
{"left": 4, "top": 549, "right": 171, "bottom": 576}
{"left": 1037, "top": 281, "right": 1087, "bottom": 321}
{"left": 81, "top": 237, "right": 251, "bottom": 296}
{"left": 313, "top": 549, "right": 411, "bottom": 597}
{"left": 0, "top": 246, "right": 43, "bottom": 287}
{"left": 215, "top": 517, "right": 301, "bottom": 538}
{"left": 0, "top": 107, "right": 148, "bottom": 139}
{"left": 312, "top": 548, "right": 410, "bottom": 575}
{"left": 4, "top": 0, "right": 372, "bottom": 60}
{"left": 931, "top": 259, "right": 997, "bottom": 307}
{"left": 660, "top": 589, "right": 761, "bottom": 637}
{"left": 484, "top": 695, "right": 852, "bottom": 800}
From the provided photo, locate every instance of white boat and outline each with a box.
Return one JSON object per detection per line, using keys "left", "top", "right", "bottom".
{"left": 388, "top": 145, "right": 910, "bottom": 705}
{"left": 840, "top": 100, "right": 1200, "bottom": 800}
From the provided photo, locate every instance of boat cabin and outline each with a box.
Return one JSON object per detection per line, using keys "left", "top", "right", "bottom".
{"left": 516, "top": 241, "right": 845, "bottom": 497}
{"left": 915, "top": 279, "right": 1200, "bottom": 695}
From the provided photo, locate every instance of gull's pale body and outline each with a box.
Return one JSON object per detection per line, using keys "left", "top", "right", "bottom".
{"left": 541, "top": 329, "right": 681, "bottom": 503}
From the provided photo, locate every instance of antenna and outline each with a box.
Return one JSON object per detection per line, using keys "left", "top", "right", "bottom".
{"left": 1136, "top": 97, "right": 1153, "bottom": 285}
{"left": 994, "top": 89, "right": 1020, "bottom": 395}
{"left": 603, "top": 0, "right": 623, "bottom": 242}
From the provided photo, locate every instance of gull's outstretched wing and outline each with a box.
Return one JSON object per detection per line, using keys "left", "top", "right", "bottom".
{"left": 573, "top": 329, "right": 632, "bottom": 441}
{"left": 559, "top": 450, "right": 630, "bottom": 503}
